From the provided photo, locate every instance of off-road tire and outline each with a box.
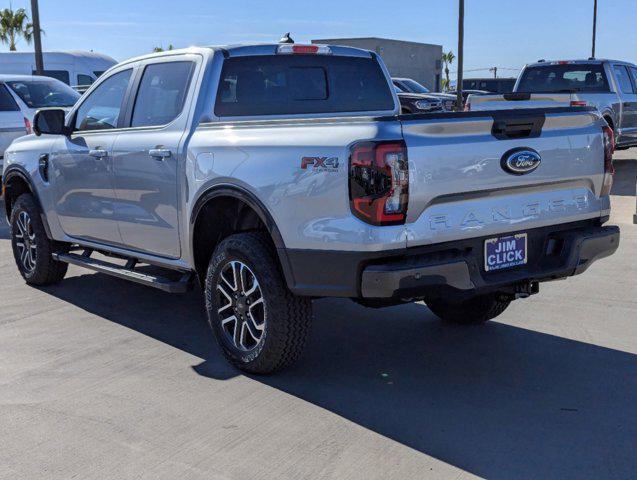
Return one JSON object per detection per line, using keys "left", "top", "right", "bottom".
{"left": 10, "top": 193, "right": 68, "bottom": 285}
{"left": 426, "top": 293, "right": 511, "bottom": 325}
{"left": 205, "top": 232, "right": 312, "bottom": 374}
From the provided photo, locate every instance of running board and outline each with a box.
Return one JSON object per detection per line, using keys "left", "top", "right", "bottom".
{"left": 52, "top": 251, "right": 194, "bottom": 293}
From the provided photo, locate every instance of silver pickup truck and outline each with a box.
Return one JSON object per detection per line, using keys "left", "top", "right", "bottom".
{"left": 467, "top": 59, "right": 637, "bottom": 149}
{"left": 2, "top": 44, "right": 620, "bottom": 374}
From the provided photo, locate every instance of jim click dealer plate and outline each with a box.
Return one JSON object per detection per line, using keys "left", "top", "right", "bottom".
{"left": 484, "top": 233, "right": 528, "bottom": 272}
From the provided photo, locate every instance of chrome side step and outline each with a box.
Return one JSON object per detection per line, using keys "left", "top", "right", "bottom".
{"left": 52, "top": 251, "right": 194, "bottom": 293}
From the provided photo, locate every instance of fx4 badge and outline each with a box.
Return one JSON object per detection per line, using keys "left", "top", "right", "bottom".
{"left": 301, "top": 156, "right": 339, "bottom": 172}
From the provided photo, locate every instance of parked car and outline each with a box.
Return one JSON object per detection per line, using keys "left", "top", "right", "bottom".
{"left": 463, "top": 77, "right": 516, "bottom": 93}
{"left": 0, "top": 51, "right": 116, "bottom": 90}
{"left": 0, "top": 75, "right": 80, "bottom": 177}
{"left": 394, "top": 85, "right": 444, "bottom": 113}
{"left": 448, "top": 89, "right": 490, "bottom": 104}
{"left": 392, "top": 77, "right": 456, "bottom": 110}
{"left": 3, "top": 44, "right": 619, "bottom": 374}
{"left": 466, "top": 59, "right": 637, "bottom": 149}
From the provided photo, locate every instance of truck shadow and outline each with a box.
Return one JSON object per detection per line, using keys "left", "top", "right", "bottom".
{"left": 41, "top": 273, "right": 637, "bottom": 480}
{"left": 612, "top": 159, "right": 637, "bottom": 196}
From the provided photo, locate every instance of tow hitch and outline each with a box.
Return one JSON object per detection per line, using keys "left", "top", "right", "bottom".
{"left": 514, "top": 281, "right": 540, "bottom": 299}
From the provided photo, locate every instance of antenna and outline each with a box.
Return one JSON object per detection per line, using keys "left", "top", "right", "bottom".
{"left": 279, "top": 33, "right": 294, "bottom": 44}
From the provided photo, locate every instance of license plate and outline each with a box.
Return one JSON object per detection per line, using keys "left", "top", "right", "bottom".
{"left": 484, "top": 233, "right": 528, "bottom": 272}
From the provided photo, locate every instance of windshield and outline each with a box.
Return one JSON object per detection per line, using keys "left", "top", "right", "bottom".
{"left": 401, "top": 79, "right": 429, "bottom": 93}
{"left": 6, "top": 79, "right": 80, "bottom": 108}
{"left": 517, "top": 64, "right": 611, "bottom": 93}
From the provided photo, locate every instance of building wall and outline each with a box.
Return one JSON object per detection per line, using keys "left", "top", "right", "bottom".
{"left": 312, "top": 37, "right": 443, "bottom": 92}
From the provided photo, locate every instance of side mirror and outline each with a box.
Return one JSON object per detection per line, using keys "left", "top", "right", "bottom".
{"left": 33, "top": 108, "right": 68, "bottom": 136}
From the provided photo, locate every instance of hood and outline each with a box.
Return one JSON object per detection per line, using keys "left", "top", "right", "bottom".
{"left": 423, "top": 92, "right": 457, "bottom": 100}
{"left": 396, "top": 92, "right": 442, "bottom": 101}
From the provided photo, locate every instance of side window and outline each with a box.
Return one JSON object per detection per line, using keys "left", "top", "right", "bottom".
{"left": 74, "top": 69, "right": 132, "bottom": 131}
{"left": 0, "top": 84, "right": 19, "bottom": 112}
{"left": 131, "top": 61, "right": 195, "bottom": 128}
{"left": 33, "top": 70, "right": 70, "bottom": 85}
{"left": 77, "top": 74, "right": 94, "bottom": 86}
{"left": 629, "top": 68, "right": 637, "bottom": 93}
{"left": 613, "top": 65, "right": 633, "bottom": 94}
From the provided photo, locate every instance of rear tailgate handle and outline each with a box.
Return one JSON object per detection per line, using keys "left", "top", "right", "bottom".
{"left": 491, "top": 114, "right": 546, "bottom": 140}
{"left": 148, "top": 148, "right": 171, "bottom": 160}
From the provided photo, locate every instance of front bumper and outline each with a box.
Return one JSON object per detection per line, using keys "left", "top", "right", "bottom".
{"left": 282, "top": 220, "right": 619, "bottom": 299}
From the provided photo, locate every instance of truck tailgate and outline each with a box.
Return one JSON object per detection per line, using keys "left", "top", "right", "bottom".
{"left": 401, "top": 108, "right": 608, "bottom": 248}
{"left": 468, "top": 92, "right": 573, "bottom": 111}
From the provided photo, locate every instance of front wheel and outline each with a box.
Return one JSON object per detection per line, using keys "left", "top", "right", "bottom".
{"left": 426, "top": 293, "right": 511, "bottom": 325}
{"left": 205, "top": 232, "right": 312, "bottom": 374}
{"left": 10, "top": 193, "right": 68, "bottom": 286}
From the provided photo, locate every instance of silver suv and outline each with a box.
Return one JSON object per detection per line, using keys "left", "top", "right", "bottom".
{"left": 0, "top": 75, "right": 79, "bottom": 176}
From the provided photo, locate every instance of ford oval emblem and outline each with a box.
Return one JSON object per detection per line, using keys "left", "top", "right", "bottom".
{"left": 501, "top": 148, "right": 542, "bottom": 175}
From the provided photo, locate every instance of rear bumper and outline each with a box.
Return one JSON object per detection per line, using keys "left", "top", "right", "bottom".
{"left": 282, "top": 220, "right": 619, "bottom": 299}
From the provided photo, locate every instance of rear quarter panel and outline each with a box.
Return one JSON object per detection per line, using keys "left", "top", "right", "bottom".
{"left": 187, "top": 118, "right": 408, "bottom": 252}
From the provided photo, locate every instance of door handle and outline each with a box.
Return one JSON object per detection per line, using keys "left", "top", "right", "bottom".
{"left": 89, "top": 149, "right": 107, "bottom": 158}
{"left": 148, "top": 148, "right": 171, "bottom": 160}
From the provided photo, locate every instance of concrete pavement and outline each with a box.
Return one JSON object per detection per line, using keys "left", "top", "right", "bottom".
{"left": 0, "top": 162, "right": 635, "bottom": 480}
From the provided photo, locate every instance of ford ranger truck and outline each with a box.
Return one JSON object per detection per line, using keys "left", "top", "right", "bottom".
{"left": 2, "top": 44, "right": 620, "bottom": 374}
{"left": 466, "top": 59, "right": 637, "bottom": 149}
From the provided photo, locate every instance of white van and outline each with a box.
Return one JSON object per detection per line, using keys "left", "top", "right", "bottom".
{"left": 0, "top": 51, "right": 117, "bottom": 90}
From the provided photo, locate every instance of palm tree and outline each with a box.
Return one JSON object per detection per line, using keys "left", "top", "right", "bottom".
{"left": 153, "top": 44, "right": 174, "bottom": 53}
{"left": 441, "top": 50, "right": 455, "bottom": 92}
{"left": 0, "top": 7, "right": 34, "bottom": 51}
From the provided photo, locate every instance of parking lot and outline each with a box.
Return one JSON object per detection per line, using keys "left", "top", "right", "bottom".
{"left": 0, "top": 155, "right": 635, "bottom": 480}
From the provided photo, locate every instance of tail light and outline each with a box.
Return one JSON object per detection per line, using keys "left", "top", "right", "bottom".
{"left": 570, "top": 100, "right": 587, "bottom": 107}
{"left": 277, "top": 44, "right": 331, "bottom": 55}
{"left": 464, "top": 101, "right": 470, "bottom": 111}
{"left": 349, "top": 141, "right": 409, "bottom": 226}
{"left": 24, "top": 117, "right": 32, "bottom": 134}
{"left": 601, "top": 125, "right": 615, "bottom": 196}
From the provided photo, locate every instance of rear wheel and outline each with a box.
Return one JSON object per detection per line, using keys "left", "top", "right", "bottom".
{"left": 426, "top": 293, "right": 511, "bottom": 325}
{"left": 10, "top": 193, "right": 68, "bottom": 285}
{"left": 205, "top": 232, "right": 312, "bottom": 374}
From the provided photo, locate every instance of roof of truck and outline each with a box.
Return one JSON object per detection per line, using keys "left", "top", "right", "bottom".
{"left": 120, "top": 43, "right": 374, "bottom": 65}
{"left": 527, "top": 59, "right": 636, "bottom": 67}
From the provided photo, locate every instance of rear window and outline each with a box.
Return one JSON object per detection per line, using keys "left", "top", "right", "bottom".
{"left": 32, "top": 70, "right": 70, "bottom": 85}
{"left": 517, "top": 64, "right": 610, "bottom": 93}
{"left": 463, "top": 79, "right": 515, "bottom": 93}
{"left": 215, "top": 55, "right": 394, "bottom": 117}
{"left": 77, "top": 74, "right": 94, "bottom": 86}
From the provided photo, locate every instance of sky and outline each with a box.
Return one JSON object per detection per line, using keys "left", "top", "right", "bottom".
{"left": 1, "top": 0, "right": 636, "bottom": 78}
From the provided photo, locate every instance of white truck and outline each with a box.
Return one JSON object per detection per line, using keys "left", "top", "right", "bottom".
{"left": 0, "top": 51, "right": 117, "bottom": 90}
{"left": 2, "top": 44, "right": 620, "bottom": 374}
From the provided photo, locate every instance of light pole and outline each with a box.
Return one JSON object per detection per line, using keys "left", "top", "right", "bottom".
{"left": 456, "top": 0, "right": 464, "bottom": 110}
{"left": 591, "top": 0, "right": 598, "bottom": 58}
{"left": 30, "top": 0, "right": 44, "bottom": 75}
